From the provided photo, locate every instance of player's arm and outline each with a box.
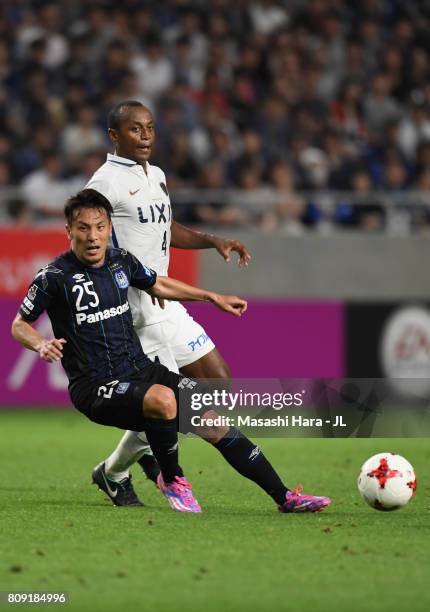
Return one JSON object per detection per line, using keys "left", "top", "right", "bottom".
{"left": 170, "top": 221, "right": 251, "bottom": 267}
{"left": 11, "top": 314, "right": 66, "bottom": 362}
{"left": 127, "top": 251, "right": 246, "bottom": 316}
{"left": 147, "top": 276, "right": 247, "bottom": 317}
{"left": 11, "top": 268, "right": 66, "bottom": 362}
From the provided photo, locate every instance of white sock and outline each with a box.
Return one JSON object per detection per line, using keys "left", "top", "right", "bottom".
{"left": 105, "top": 431, "right": 153, "bottom": 481}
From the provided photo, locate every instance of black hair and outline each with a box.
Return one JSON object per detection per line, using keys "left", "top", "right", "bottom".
{"left": 107, "top": 100, "right": 144, "bottom": 130}
{"left": 64, "top": 189, "right": 113, "bottom": 224}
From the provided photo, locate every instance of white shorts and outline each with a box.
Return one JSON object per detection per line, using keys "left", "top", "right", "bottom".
{"left": 134, "top": 301, "right": 215, "bottom": 373}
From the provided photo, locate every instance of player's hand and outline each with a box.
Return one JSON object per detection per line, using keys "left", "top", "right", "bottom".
{"left": 151, "top": 295, "right": 166, "bottom": 309}
{"left": 36, "top": 338, "right": 66, "bottom": 362}
{"left": 211, "top": 294, "right": 247, "bottom": 317}
{"left": 213, "top": 238, "right": 251, "bottom": 268}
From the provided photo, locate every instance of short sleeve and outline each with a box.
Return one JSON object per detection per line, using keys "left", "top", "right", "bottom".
{"left": 18, "top": 266, "right": 61, "bottom": 322}
{"left": 126, "top": 252, "right": 157, "bottom": 290}
{"left": 85, "top": 176, "right": 117, "bottom": 206}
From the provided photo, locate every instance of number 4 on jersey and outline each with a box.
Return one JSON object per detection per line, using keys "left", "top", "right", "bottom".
{"left": 136, "top": 207, "right": 168, "bottom": 254}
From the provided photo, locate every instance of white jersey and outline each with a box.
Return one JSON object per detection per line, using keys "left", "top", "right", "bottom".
{"left": 85, "top": 153, "right": 173, "bottom": 326}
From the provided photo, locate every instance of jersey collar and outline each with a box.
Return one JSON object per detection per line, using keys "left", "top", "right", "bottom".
{"left": 68, "top": 248, "right": 112, "bottom": 270}
{"left": 107, "top": 153, "right": 138, "bottom": 167}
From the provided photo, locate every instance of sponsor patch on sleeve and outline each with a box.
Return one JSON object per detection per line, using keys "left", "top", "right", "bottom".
{"left": 23, "top": 297, "right": 34, "bottom": 310}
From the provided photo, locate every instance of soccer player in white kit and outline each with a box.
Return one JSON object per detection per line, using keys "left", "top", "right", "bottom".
{"left": 86, "top": 100, "right": 251, "bottom": 505}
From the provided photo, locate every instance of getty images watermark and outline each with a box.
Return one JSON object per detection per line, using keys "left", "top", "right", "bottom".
{"left": 178, "top": 378, "right": 430, "bottom": 438}
{"left": 187, "top": 387, "right": 347, "bottom": 428}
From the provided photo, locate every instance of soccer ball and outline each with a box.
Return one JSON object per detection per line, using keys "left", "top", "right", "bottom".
{"left": 357, "top": 453, "right": 417, "bottom": 511}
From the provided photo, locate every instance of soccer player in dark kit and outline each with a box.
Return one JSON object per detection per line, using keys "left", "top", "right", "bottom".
{"left": 11, "top": 189, "right": 331, "bottom": 514}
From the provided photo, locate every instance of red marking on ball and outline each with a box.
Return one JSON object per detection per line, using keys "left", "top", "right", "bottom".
{"left": 407, "top": 479, "right": 417, "bottom": 494}
{"left": 367, "top": 457, "right": 400, "bottom": 489}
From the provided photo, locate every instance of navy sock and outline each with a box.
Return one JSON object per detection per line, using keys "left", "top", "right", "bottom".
{"left": 214, "top": 428, "right": 288, "bottom": 505}
{"left": 144, "top": 417, "right": 183, "bottom": 484}
{"left": 137, "top": 454, "right": 161, "bottom": 483}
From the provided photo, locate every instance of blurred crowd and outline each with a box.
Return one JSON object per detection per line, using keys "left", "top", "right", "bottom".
{"left": 0, "top": 0, "right": 430, "bottom": 232}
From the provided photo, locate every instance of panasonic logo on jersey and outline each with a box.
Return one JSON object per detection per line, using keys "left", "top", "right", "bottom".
{"left": 76, "top": 302, "right": 130, "bottom": 325}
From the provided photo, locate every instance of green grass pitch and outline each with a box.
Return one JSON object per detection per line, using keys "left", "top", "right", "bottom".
{"left": 0, "top": 409, "right": 429, "bottom": 612}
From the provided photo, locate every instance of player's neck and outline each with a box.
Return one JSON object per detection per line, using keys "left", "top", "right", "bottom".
{"left": 71, "top": 249, "right": 106, "bottom": 268}
{"left": 114, "top": 149, "right": 147, "bottom": 173}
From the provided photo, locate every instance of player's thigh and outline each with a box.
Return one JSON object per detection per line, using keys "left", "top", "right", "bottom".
{"left": 180, "top": 347, "right": 231, "bottom": 380}
{"left": 83, "top": 377, "right": 152, "bottom": 431}
{"left": 86, "top": 369, "right": 182, "bottom": 430}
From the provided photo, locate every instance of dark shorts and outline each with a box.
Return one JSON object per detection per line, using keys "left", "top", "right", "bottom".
{"left": 71, "top": 362, "right": 204, "bottom": 433}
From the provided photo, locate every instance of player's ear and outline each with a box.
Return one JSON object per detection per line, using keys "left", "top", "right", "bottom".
{"left": 65, "top": 223, "right": 72, "bottom": 240}
{"left": 108, "top": 128, "right": 117, "bottom": 146}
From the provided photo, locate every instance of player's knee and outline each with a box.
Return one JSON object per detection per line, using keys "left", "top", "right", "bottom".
{"left": 143, "top": 385, "right": 177, "bottom": 420}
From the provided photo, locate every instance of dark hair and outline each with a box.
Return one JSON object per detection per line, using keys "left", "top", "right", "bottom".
{"left": 64, "top": 189, "right": 113, "bottom": 224}
{"left": 107, "top": 100, "right": 144, "bottom": 130}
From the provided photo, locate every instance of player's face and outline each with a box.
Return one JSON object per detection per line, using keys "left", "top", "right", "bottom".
{"left": 67, "top": 207, "right": 112, "bottom": 267}
{"left": 109, "top": 107, "right": 155, "bottom": 164}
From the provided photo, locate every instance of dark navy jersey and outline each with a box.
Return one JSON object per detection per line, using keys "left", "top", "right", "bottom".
{"left": 18, "top": 248, "right": 157, "bottom": 390}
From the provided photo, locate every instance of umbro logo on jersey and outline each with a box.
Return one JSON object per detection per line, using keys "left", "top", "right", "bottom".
{"left": 129, "top": 188, "right": 141, "bottom": 196}
{"left": 73, "top": 273, "right": 85, "bottom": 282}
